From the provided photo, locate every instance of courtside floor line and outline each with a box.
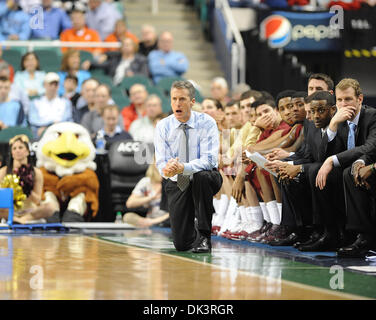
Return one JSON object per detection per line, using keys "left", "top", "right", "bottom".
{"left": 91, "top": 235, "right": 369, "bottom": 300}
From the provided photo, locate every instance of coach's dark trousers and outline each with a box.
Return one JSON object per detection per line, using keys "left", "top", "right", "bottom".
{"left": 343, "top": 167, "right": 376, "bottom": 234}
{"left": 165, "top": 170, "right": 222, "bottom": 251}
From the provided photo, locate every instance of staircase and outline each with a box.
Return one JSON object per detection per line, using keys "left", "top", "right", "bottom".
{"left": 123, "top": 0, "right": 224, "bottom": 97}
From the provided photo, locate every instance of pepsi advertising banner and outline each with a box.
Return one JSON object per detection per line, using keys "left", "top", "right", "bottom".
{"left": 259, "top": 11, "right": 342, "bottom": 51}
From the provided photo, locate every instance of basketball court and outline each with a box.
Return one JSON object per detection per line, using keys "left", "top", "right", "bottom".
{"left": 0, "top": 226, "right": 375, "bottom": 300}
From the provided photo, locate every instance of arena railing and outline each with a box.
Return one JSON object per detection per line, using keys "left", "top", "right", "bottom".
{"left": 0, "top": 41, "right": 121, "bottom": 51}
{"left": 214, "top": 0, "right": 246, "bottom": 90}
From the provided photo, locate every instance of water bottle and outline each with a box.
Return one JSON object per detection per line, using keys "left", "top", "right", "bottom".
{"left": 96, "top": 131, "right": 106, "bottom": 154}
{"left": 115, "top": 211, "right": 123, "bottom": 224}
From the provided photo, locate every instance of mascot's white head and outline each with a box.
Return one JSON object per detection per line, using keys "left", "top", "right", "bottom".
{"left": 36, "top": 122, "right": 97, "bottom": 177}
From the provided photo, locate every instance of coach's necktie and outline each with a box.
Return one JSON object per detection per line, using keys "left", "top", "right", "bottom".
{"left": 347, "top": 122, "right": 356, "bottom": 150}
{"left": 177, "top": 123, "right": 190, "bottom": 192}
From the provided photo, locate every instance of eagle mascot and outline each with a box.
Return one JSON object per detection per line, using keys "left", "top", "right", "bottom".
{"left": 36, "top": 122, "right": 100, "bottom": 222}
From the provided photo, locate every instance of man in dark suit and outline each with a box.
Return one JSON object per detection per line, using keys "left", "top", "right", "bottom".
{"left": 311, "top": 78, "right": 376, "bottom": 251}
{"left": 337, "top": 143, "right": 376, "bottom": 257}
{"left": 265, "top": 91, "right": 337, "bottom": 246}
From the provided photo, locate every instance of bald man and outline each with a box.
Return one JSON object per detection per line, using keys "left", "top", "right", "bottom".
{"left": 148, "top": 31, "right": 189, "bottom": 83}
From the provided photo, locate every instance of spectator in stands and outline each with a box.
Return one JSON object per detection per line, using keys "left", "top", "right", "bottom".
{"left": 148, "top": 31, "right": 189, "bottom": 84}
{"left": 0, "top": 76, "right": 26, "bottom": 129}
{"left": 86, "top": 0, "right": 122, "bottom": 41}
{"left": 0, "top": 61, "right": 30, "bottom": 116}
{"left": 30, "top": 0, "right": 72, "bottom": 40}
{"left": 94, "top": 104, "right": 132, "bottom": 150}
{"left": 14, "top": 52, "right": 46, "bottom": 97}
{"left": 105, "top": 19, "right": 139, "bottom": 52}
{"left": 0, "top": 0, "right": 31, "bottom": 41}
{"left": 58, "top": 49, "right": 91, "bottom": 96}
{"left": 63, "top": 74, "right": 80, "bottom": 108}
{"left": 210, "top": 77, "right": 230, "bottom": 107}
{"left": 73, "top": 78, "right": 99, "bottom": 123}
{"left": 28, "top": 72, "right": 73, "bottom": 139}
{"left": 129, "top": 94, "right": 163, "bottom": 144}
{"left": 81, "top": 83, "right": 123, "bottom": 137}
{"left": 139, "top": 24, "right": 158, "bottom": 57}
{"left": 0, "top": 46, "right": 14, "bottom": 82}
{"left": 121, "top": 83, "right": 148, "bottom": 132}
{"left": 19, "top": 0, "right": 41, "bottom": 13}
{"left": 89, "top": 38, "right": 148, "bottom": 86}
{"left": 201, "top": 98, "right": 226, "bottom": 131}
{"left": 60, "top": 7, "right": 102, "bottom": 56}
{"left": 232, "top": 83, "right": 251, "bottom": 100}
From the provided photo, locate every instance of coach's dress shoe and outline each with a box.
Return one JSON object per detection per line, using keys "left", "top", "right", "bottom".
{"left": 294, "top": 230, "right": 322, "bottom": 249}
{"left": 270, "top": 232, "right": 300, "bottom": 246}
{"left": 337, "top": 234, "right": 374, "bottom": 258}
{"left": 190, "top": 235, "right": 212, "bottom": 253}
{"left": 298, "top": 233, "right": 338, "bottom": 252}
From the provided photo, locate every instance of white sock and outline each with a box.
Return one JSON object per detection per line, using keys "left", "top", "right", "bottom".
{"left": 213, "top": 198, "right": 220, "bottom": 214}
{"left": 245, "top": 207, "right": 253, "bottom": 223}
{"left": 266, "top": 200, "right": 280, "bottom": 225}
{"left": 277, "top": 202, "right": 282, "bottom": 222}
{"left": 250, "top": 206, "right": 264, "bottom": 229}
{"left": 214, "top": 194, "right": 230, "bottom": 226}
{"left": 260, "top": 202, "right": 270, "bottom": 223}
{"left": 219, "top": 197, "right": 237, "bottom": 234}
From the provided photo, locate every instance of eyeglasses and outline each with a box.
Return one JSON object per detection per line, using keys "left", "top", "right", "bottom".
{"left": 9, "top": 134, "right": 29, "bottom": 145}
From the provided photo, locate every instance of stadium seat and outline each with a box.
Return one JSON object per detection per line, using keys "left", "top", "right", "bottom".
{"left": 107, "top": 139, "right": 150, "bottom": 214}
{"left": 92, "top": 73, "right": 113, "bottom": 86}
{"left": 147, "top": 86, "right": 171, "bottom": 113}
{"left": 155, "top": 76, "right": 185, "bottom": 96}
{"left": 80, "top": 50, "right": 94, "bottom": 63}
{"left": 2, "top": 49, "right": 24, "bottom": 71}
{"left": 0, "top": 126, "right": 33, "bottom": 143}
{"left": 33, "top": 49, "right": 61, "bottom": 72}
{"left": 119, "top": 75, "right": 152, "bottom": 93}
{"left": 112, "top": 86, "right": 130, "bottom": 107}
{"left": 112, "top": 94, "right": 130, "bottom": 108}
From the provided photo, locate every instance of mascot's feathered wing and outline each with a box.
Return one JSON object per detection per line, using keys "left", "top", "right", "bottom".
{"left": 36, "top": 122, "right": 100, "bottom": 222}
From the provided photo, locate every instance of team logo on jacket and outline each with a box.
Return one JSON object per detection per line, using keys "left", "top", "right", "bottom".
{"left": 260, "top": 15, "right": 292, "bottom": 48}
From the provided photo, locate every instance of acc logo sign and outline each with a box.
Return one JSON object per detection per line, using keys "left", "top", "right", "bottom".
{"left": 260, "top": 15, "right": 292, "bottom": 48}
{"left": 117, "top": 141, "right": 141, "bottom": 153}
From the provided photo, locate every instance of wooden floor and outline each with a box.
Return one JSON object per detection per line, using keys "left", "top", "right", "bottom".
{"left": 0, "top": 231, "right": 371, "bottom": 300}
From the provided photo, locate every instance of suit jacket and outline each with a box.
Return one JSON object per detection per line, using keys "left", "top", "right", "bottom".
{"left": 284, "top": 118, "right": 311, "bottom": 163}
{"left": 321, "top": 106, "right": 376, "bottom": 168}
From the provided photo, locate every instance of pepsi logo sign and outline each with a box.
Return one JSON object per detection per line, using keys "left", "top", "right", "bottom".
{"left": 260, "top": 15, "right": 292, "bottom": 48}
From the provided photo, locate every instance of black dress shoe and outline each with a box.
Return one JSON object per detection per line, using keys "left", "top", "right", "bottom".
{"left": 337, "top": 234, "right": 375, "bottom": 258}
{"left": 298, "top": 233, "right": 338, "bottom": 252}
{"left": 269, "top": 232, "right": 300, "bottom": 246}
{"left": 61, "top": 210, "right": 85, "bottom": 222}
{"left": 46, "top": 211, "right": 61, "bottom": 223}
{"left": 294, "top": 230, "right": 322, "bottom": 249}
{"left": 190, "top": 235, "right": 211, "bottom": 253}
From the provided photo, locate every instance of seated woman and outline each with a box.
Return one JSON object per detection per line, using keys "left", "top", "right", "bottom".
{"left": 124, "top": 162, "right": 169, "bottom": 228}
{"left": 14, "top": 52, "right": 46, "bottom": 97}
{"left": 58, "top": 49, "right": 91, "bottom": 96}
{"left": 89, "top": 38, "right": 149, "bottom": 86}
{"left": 0, "top": 135, "right": 56, "bottom": 224}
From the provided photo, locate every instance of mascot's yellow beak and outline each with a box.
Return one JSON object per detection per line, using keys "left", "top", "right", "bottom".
{"left": 42, "top": 131, "right": 91, "bottom": 168}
